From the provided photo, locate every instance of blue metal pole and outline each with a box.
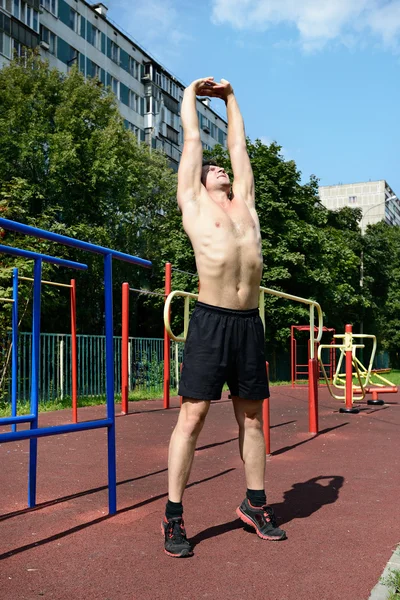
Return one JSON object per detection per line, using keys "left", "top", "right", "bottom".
{"left": 0, "top": 219, "right": 152, "bottom": 268}
{"left": 11, "top": 268, "right": 18, "bottom": 433}
{"left": 104, "top": 253, "right": 117, "bottom": 515}
{"left": 28, "top": 258, "right": 42, "bottom": 508}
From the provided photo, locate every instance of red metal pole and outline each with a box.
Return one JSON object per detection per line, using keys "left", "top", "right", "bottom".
{"left": 345, "top": 324, "right": 354, "bottom": 411}
{"left": 290, "top": 326, "right": 295, "bottom": 388}
{"left": 308, "top": 357, "right": 318, "bottom": 434}
{"left": 163, "top": 262, "right": 172, "bottom": 409}
{"left": 121, "top": 282, "right": 129, "bottom": 415}
{"left": 263, "top": 362, "right": 271, "bottom": 455}
{"left": 70, "top": 279, "right": 78, "bottom": 424}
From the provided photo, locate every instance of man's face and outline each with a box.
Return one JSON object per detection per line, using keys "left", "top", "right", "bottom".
{"left": 202, "top": 164, "right": 230, "bottom": 191}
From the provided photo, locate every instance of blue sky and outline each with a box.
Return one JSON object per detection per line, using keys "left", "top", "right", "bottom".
{"left": 105, "top": 0, "right": 400, "bottom": 194}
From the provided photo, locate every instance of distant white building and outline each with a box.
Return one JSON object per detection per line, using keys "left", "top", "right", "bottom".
{"left": 319, "top": 180, "right": 400, "bottom": 233}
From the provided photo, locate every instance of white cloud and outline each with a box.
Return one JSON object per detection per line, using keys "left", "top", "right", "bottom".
{"left": 211, "top": 0, "right": 400, "bottom": 51}
{"left": 108, "top": 0, "right": 192, "bottom": 62}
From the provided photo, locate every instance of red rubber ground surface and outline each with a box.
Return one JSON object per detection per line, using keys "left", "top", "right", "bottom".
{"left": 1, "top": 387, "right": 399, "bottom": 600}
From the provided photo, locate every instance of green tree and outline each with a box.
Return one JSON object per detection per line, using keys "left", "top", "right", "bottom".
{"left": 0, "top": 52, "right": 177, "bottom": 339}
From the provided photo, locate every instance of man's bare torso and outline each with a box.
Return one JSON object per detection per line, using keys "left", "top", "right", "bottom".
{"left": 182, "top": 190, "right": 263, "bottom": 310}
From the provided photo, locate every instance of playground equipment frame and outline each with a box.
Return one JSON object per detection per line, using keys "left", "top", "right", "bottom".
{"left": 164, "top": 286, "right": 324, "bottom": 451}
{"left": 0, "top": 218, "right": 151, "bottom": 514}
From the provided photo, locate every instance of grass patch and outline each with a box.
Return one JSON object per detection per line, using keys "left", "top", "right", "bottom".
{"left": 381, "top": 567, "right": 400, "bottom": 599}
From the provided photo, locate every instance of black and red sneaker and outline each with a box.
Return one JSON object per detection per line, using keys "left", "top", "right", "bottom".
{"left": 236, "top": 498, "right": 287, "bottom": 541}
{"left": 161, "top": 516, "right": 193, "bottom": 558}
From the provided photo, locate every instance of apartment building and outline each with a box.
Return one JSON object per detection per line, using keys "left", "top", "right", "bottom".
{"left": 0, "top": 0, "right": 228, "bottom": 169}
{"left": 319, "top": 180, "right": 400, "bottom": 233}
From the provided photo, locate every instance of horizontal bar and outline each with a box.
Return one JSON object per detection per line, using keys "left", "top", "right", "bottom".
{"left": 0, "top": 418, "right": 113, "bottom": 443}
{"left": 172, "top": 268, "right": 198, "bottom": 278}
{"left": 0, "top": 414, "right": 35, "bottom": 426}
{"left": 129, "top": 287, "right": 165, "bottom": 297}
{"left": 0, "top": 244, "right": 88, "bottom": 270}
{"left": 0, "top": 218, "right": 152, "bottom": 268}
{"left": 19, "top": 276, "right": 72, "bottom": 288}
{"left": 0, "top": 298, "right": 14, "bottom": 303}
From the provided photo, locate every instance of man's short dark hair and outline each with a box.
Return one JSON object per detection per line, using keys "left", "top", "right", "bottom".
{"left": 201, "top": 159, "right": 218, "bottom": 184}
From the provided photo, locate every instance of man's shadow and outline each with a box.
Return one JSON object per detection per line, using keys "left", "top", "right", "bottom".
{"left": 190, "top": 475, "right": 344, "bottom": 549}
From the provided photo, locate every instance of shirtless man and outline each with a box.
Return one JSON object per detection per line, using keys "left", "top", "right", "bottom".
{"left": 162, "top": 77, "right": 286, "bottom": 558}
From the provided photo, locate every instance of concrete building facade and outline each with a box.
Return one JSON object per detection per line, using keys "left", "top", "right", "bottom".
{"left": 319, "top": 180, "right": 400, "bottom": 233}
{"left": 0, "top": 0, "right": 227, "bottom": 169}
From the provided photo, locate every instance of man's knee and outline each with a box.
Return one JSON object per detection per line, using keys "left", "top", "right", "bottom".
{"left": 178, "top": 399, "right": 210, "bottom": 437}
{"left": 233, "top": 398, "right": 263, "bottom": 429}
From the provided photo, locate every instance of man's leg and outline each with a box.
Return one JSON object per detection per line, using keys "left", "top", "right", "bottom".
{"left": 163, "top": 398, "right": 210, "bottom": 558}
{"left": 168, "top": 398, "right": 211, "bottom": 501}
{"left": 233, "top": 396, "right": 286, "bottom": 541}
{"left": 232, "top": 397, "right": 265, "bottom": 488}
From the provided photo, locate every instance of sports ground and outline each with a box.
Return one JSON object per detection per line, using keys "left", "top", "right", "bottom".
{"left": 1, "top": 386, "right": 399, "bottom": 600}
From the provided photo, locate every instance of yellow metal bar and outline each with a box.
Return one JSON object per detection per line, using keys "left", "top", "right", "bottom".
{"left": 165, "top": 286, "right": 324, "bottom": 345}
{"left": 318, "top": 343, "right": 366, "bottom": 402}
{"left": 184, "top": 296, "right": 190, "bottom": 339}
{"left": 19, "top": 276, "right": 72, "bottom": 288}
{"left": 0, "top": 297, "right": 14, "bottom": 303}
{"left": 164, "top": 290, "right": 198, "bottom": 342}
{"left": 259, "top": 287, "right": 323, "bottom": 343}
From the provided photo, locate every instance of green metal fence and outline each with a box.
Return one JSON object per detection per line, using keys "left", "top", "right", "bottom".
{"left": 0, "top": 333, "right": 184, "bottom": 403}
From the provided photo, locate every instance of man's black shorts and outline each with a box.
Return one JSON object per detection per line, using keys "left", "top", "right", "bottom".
{"left": 178, "top": 301, "right": 269, "bottom": 401}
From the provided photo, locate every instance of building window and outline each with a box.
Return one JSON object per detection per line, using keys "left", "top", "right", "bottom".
{"left": 13, "top": 38, "right": 27, "bottom": 57}
{"left": 128, "top": 56, "right": 139, "bottom": 79}
{"left": 129, "top": 90, "right": 139, "bottom": 112}
{"left": 40, "top": 0, "right": 56, "bottom": 14}
{"left": 32, "top": 8, "right": 38, "bottom": 32}
{"left": 69, "top": 8, "right": 79, "bottom": 33}
{"left": 110, "top": 40, "right": 119, "bottom": 64}
{"left": 349, "top": 196, "right": 357, "bottom": 204}
{"left": 110, "top": 76, "right": 119, "bottom": 98}
{"left": 0, "top": 0, "right": 13, "bottom": 13}
{"left": 0, "top": 30, "right": 11, "bottom": 57}
{"left": 87, "top": 58, "right": 100, "bottom": 80}
{"left": 88, "top": 24, "right": 100, "bottom": 49}
{"left": 13, "top": 0, "right": 19, "bottom": 19}
{"left": 40, "top": 25, "right": 56, "bottom": 54}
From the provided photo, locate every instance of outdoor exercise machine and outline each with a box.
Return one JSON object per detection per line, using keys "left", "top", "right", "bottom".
{"left": 0, "top": 217, "right": 151, "bottom": 514}
{"left": 121, "top": 262, "right": 198, "bottom": 414}
{"left": 318, "top": 324, "right": 398, "bottom": 413}
{"left": 291, "top": 325, "right": 336, "bottom": 388}
{"left": 164, "top": 285, "right": 324, "bottom": 454}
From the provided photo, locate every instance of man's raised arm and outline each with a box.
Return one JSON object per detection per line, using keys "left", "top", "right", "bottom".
{"left": 219, "top": 80, "right": 254, "bottom": 207}
{"left": 178, "top": 78, "right": 217, "bottom": 210}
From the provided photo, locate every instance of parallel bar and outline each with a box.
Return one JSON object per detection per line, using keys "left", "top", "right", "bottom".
{"left": 0, "top": 244, "right": 88, "bottom": 270}
{"left": 104, "top": 253, "right": 117, "bottom": 515}
{"left": 0, "top": 297, "right": 14, "bottom": 303}
{"left": 0, "top": 418, "right": 113, "bottom": 442}
{"left": 1, "top": 414, "right": 35, "bottom": 426}
{"left": 0, "top": 218, "right": 152, "bottom": 268}
{"left": 28, "top": 258, "right": 42, "bottom": 508}
{"left": 19, "top": 276, "right": 72, "bottom": 288}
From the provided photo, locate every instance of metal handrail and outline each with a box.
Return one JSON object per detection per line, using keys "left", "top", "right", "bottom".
{"left": 259, "top": 287, "right": 324, "bottom": 359}
{"left": 0, "top": 218, "right": 152, "bottom": 268}
{"left": 164, "top": 287, "right": 324, "bottom": 350}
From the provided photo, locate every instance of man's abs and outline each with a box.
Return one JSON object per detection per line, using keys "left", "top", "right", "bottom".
{"left": 184, "top": 206, "right": 263, "bottom": 310}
